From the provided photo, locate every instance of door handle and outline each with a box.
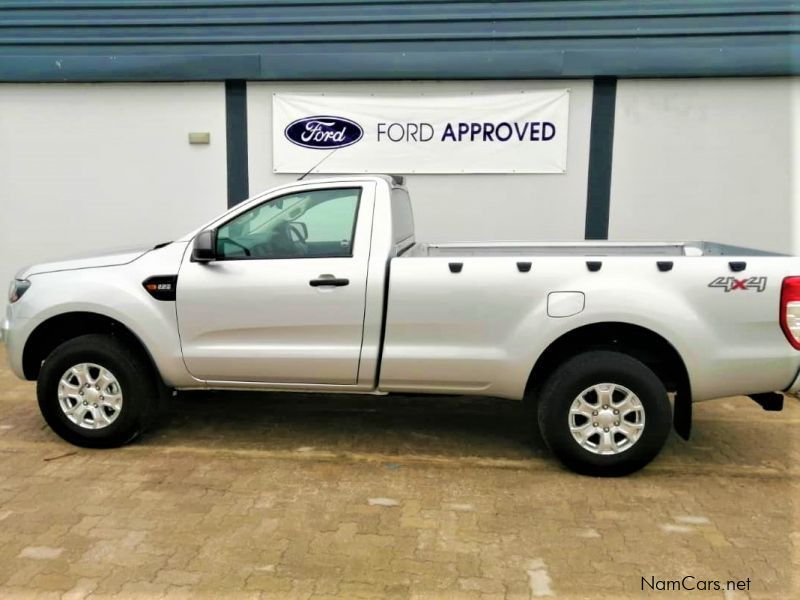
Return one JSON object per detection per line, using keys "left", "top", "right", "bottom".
{"left": 309, "top": 275, "right": 350, "bottom": 287}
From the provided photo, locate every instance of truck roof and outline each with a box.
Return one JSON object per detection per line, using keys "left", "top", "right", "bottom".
{"left": 267, "top": 174, "right": 405, "bottom": 193}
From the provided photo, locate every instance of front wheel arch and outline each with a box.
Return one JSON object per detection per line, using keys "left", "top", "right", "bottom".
{"left": 23, "top": 311, "right": 162, "bottom": 386}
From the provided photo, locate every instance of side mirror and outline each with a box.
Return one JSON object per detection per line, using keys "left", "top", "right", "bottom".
{"left": 191, "top": 229, "right": 216, "bottom": 262}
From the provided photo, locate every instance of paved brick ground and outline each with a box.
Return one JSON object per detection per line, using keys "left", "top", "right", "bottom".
{"left": 0, "top": 345, "right": 798, "bottom": 599}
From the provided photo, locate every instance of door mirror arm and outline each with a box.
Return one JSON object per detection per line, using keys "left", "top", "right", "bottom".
{"left": 191, "top": 229, "right": 217, "bottom": 263}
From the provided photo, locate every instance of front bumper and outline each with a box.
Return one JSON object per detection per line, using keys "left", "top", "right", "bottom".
{"left": 1, "top": 305, "right": 28, "bottom": 380}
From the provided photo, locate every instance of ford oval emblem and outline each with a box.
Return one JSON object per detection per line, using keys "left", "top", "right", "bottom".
{"left": 284, "top": 115, "right": 364, "bottom": 149}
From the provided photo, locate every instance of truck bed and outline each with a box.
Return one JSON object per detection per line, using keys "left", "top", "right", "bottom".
{"left": 406, "top": 241, "right": 783, "bottom": 258}
{"left": 382, "top": 241, "right": 799, "bottom": 402}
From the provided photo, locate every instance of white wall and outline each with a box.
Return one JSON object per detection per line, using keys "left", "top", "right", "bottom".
{"left": 0, "top": 83, "right": 227, "bottom": 302}
{"left": 247, "top": 80, "right": 594, "bottom": 243}
{"left": 2, "top": 77, "right": 795, "bottom": 318}
{"left": 610, "top": 78, "right": 797, "bottom": 253}
{"left": 792, "top": 79, "right": 800, "bottom": 256}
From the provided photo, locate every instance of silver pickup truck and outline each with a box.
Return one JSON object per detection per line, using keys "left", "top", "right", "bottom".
{"left": 4, "top": 175, "right": 800, "bottom": 475}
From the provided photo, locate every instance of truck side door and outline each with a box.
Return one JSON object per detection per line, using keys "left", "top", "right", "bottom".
{"left": 176, "top": 182, "right": 375, "bottom": 385}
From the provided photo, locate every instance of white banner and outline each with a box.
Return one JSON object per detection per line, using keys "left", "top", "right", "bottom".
{"left": 272, "top": 90, "right": 569, "bottom": 174}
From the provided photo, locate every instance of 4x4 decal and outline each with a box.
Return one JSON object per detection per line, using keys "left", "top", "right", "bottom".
{"left": 708, "top": 276, "right": 767, "bottom": 292}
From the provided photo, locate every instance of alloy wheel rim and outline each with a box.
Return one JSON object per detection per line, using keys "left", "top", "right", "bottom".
{"left": 57, "top": 363, "right": 123, "bottom": 430}
{"left": 568, "top": 383, "right": 645, "bottom": 455}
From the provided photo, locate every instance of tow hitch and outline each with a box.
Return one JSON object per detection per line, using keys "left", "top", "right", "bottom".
{"left": 748, "top": 392, "right": 784, "bottom": 412}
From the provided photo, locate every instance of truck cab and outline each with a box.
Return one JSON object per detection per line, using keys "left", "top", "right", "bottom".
{"left": 175, "top": 175, "right": 411, "bottom": 389}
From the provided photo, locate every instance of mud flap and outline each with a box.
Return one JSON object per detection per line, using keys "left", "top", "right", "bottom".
{"left": 749, "top": 392, "right": 784, "bottom": 412}
{"left": 673, "top": 392, "right": 692, "bottom": 441}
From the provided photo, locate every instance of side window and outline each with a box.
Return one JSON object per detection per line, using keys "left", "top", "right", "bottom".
{"left": 216, "top": 187, "right": 361, "bottom": 259}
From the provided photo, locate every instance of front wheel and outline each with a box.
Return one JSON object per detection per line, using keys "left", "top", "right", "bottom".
{"left": 37, "top": 334, "right": 159, "bottom": 448}
{"left": 536, "top": 351, "right": 672, "bottom": 476}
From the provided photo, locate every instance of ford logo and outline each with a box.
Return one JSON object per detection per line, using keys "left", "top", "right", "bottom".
{"left": 284, "top": 115, "right": 364, "bottom": 149}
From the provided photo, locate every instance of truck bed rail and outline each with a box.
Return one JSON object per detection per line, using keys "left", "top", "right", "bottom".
{"left": 408, "top": 241, "right": 783, "bottom": 258}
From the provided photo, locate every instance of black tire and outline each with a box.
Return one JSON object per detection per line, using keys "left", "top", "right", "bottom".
{"left": 37, "top": 334, "right": 159, "bottom": 448}
{"left": 536, "top": 351, "right": 672, "bottom": 476}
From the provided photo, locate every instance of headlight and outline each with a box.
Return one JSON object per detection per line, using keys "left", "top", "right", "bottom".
{"left": 8, "top": 279, "right": 31, "bottom": 303}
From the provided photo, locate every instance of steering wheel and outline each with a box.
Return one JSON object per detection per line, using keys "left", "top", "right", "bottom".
{"left": 216, "top": 236, "right": 251, "bottom": 257}
{"left": 287, "top": 223, "right": 309, "bottom": 257}
{"left": 256, "top": 223, "right": 306, "bottom": 258}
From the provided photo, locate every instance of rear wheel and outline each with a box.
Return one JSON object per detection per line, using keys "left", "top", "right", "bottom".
{"left": 37, "top": 334, "right": 158, "bottom": 448}
{"left": 536, "top": 351, "right": 672, "bottom": 476}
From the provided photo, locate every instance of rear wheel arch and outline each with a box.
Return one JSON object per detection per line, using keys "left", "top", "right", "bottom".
{"left": 526, "top": 322, "right": 692, "bottom": 439}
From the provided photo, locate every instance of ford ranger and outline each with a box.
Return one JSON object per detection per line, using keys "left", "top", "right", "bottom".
{"left": 3, "top": 175, "right": 799, "bottom": 476}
